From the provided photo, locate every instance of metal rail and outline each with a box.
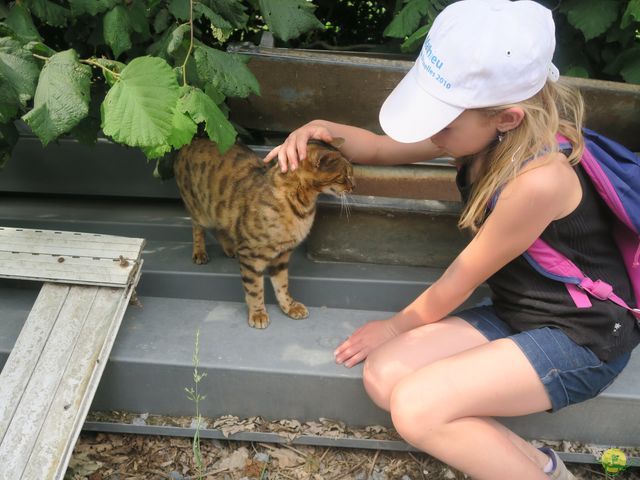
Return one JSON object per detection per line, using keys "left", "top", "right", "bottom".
{"left": 83, "top": 421, "right": 640, "bottom": 467}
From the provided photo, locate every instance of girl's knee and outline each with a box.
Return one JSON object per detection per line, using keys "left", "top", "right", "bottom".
{"left": 362, "top": 353, "right": 395, "bottom": 411}
{"left": 389, "top": 374, "right": 453, "bottom": 447}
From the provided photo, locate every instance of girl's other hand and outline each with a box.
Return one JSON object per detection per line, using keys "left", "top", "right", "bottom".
{"left": 264, "top": 123, "right": 335, "bottom": 172}
{"left": 334, "top": 319, "right": 399, "bottom": 368}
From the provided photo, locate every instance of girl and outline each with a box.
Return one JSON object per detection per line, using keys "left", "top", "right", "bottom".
{"left": 265, "top": 1, "right": 638, "bottom": 478}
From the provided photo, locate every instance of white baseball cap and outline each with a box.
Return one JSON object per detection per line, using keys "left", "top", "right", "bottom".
{"left": 379, "top": 0, "right": 560, "bottom": 143}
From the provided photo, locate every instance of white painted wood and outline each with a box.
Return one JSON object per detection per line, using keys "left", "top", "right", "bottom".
{"left": 22, "top": 285, "right": 133, "bottom": 479}
{"left": 0, "top": 284, "right": 69, "bottom": 441}
{"left": 0, "top": 226, "right": 144, "bottom": 480}
{"left": 0, "top": 286, "right": 99, "bottom": 476}
{"left": 0, "top": 227, "right": 145, "bottom": 286}
{"left": 0, "top": 251, "right": 136, "bottom": 286}
{"left": 0, "top": 227, "right": 145, "bottom": 256}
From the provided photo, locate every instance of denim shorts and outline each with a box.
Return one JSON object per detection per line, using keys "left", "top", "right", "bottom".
{"left": 455, "top": 305, "right": 631, "bottom": 412}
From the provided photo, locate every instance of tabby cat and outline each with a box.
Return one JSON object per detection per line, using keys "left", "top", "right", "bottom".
{"left": 174, "top": 138, "right": 354, "bottom": 328}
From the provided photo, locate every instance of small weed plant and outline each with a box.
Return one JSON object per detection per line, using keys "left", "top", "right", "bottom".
{"left": 185, "top": 327, "right": 207, "bottom": 480}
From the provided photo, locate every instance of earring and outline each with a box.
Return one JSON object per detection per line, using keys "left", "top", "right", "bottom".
{"left": 497, "top": 131, "right": 505, "bottom": 143}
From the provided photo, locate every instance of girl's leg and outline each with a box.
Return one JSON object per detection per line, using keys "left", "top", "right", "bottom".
{"left": 390, "top": 337, "right": 553, "bottom": 480}
{"left": 363, "top": 316, "right": 490, "bottom": 410}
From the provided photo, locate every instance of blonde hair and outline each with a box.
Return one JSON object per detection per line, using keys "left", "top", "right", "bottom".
{"left": 458, "top": 81, "right": 586, "bottom": 232}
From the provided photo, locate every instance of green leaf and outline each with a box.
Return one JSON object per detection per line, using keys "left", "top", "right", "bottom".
{"left": 147, "top": 27, "right": 173, "bottom": 60}
{"left": 564, "top": 66, "right": 590, "bottom": 79}
{"left": 178, "top": 86, "right": 236, "bottom": 153}
{"left": 384, "top": 0, "right": 428, "bottom": 38}
{"left": 153, "top": 8, "right": 172, "bottom": 33}
{"left": 0, "top": 4, "right": 9, "bottom": 19}
{"left": 24, "top": 41, "right": 56, "bottom": 57}
{"left": 103, "top": 5, "right": 132, "bottom": 59}
{"left": 91, "top": 58, "right": 125, "bottom": 87}
{"left": 25, "top": 0, "right": 69, "bottom": 28}
{"left": 0, "top": 121, "right": 19, "bottom": 169}
{"left": 168, "top": 23, "right": 190, "bottom": 54}
{"left": 168, "top": 0, "right": 190, "bottom": 21}
{"left": 143, "top": 107, "right": 197, "bottom": 160}
{"left": 167, "top": 106, "right": 198, "bottom": 149}
{"left": 203, "top": 0, "right": 248, "bottom": 29}
{"left": 400, "top": 23, "right": 429, "bottom": 53}
{"left": 258, "top": 0, "right": 324, "bottom": 42}
{"left": 68, "top": 0, "right": 117, "bottom": 16}
{"left": 22, "top": 49, "right": 92, "bottom": 146}
{"left": 0, "top": 37, "right": 40, "bottom": 107}
{"left": 621, "top": 0, "right": 640, "bottom": 28}
{"left": 559, "top": 0, "right": 620, "bottom": 41}
{"left": 4, "top": 4, "right": 42, "bottom": 42}
{"left": 141, "top": 142, "right": 172, "bottom": 159}
{"left": 193, "top": 45, "right": 260, "bottom": 98}
{"left": 129, "top": 0, "right": 151, "bottom": 39}
{"left": 194, "top": 3, "right": 233, "bottom": 31}
{"left": 619, "top": 46, "right": 640, "bottom": 84}
{"left": 0, "top": 85, "right": 19, "bottom": 124}
{"left": 102, "top": 56, "right": 180, "bottom": 147}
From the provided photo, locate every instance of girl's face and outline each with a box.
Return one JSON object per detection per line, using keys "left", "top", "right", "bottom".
{"left": 429, "top": 110, "right": 500, "bottom": 158}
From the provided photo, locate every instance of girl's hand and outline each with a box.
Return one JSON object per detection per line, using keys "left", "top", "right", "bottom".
{"left": 334, "top": 319, "right": 399, "bottom": 368}
{"left": 264, "top": 123, "right": 335, "bottom": 172}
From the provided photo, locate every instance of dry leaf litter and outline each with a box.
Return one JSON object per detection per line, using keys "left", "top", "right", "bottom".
{"left": 62, "top": 411, "right": 640, "bottom": 480}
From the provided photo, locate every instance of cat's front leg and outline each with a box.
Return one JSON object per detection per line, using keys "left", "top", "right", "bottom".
{"left": 238, "top": 254, "right": 270, "bottom": 328}
{"left": 191, "top": 223, "right": 209, "bottom": 264}
{"left": 268, "top": 250, "right": 309, "bottom": 320}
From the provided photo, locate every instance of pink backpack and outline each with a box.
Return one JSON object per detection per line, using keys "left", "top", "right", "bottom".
{"left": 492, "top": 129, "right": 640, "bottom": 321}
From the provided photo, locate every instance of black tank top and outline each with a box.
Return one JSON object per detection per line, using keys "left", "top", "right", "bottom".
{"left": 456, "top": 161, "right": 640, "bottom": 361}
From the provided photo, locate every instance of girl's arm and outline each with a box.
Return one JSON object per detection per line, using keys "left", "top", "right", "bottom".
{"left": 263, "top": 119, "right": 444, "bottom": 172}
{"left": 335, "top": 153, "right": 581, "bottom": 366}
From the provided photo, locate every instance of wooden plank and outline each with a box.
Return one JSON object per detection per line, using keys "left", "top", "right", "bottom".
{"left": 21, "top": 284, "right": 134, "bottom": 479}
{"left": 0, "top": 251, "right": 137, "bottom": 287}
{"left": 0, "top": 227, "right": 145, "bottom": 258}
{"left": 0, "top": 227, "right": 144, "bottom": 479}
{"left": 0, "top": 284, "right": 69, "bottom": 442}
{"left": 0, "top": 286, "right": 99, "bottom": 476}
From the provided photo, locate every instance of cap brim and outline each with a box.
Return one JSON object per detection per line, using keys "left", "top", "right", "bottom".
{"left": 379, "top": 65, "right": 463, "bottom": 143}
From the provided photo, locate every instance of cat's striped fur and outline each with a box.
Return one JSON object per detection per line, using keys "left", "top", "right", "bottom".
{"left": 174, "top": 138, "right": 354, "bottom": 328}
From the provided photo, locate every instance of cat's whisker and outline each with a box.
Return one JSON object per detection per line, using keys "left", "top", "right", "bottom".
{"left": 340, "top": 193, "right": 351, "bottom": 220}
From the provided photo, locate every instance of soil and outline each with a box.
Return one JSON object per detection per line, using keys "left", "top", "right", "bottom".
{"left": 64, "top": 412, "right": 640, "bottom": 480}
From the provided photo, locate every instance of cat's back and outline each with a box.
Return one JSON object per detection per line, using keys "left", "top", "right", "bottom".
{"left": 174, "top": 138, "right": 267, "bottom": 228}
{"left": 174, "top": 138, "right": 262, "bottom": 181}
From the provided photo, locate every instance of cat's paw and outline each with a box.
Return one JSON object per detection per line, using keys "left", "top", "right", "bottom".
{"left": 249, "top": 311, "right": 270, "bottom": 329}
{"left": 192, "top": 251, "right": 209, "bottom": 265}
{"left": 284, "top": 302, "right": 309, "bottom": 320}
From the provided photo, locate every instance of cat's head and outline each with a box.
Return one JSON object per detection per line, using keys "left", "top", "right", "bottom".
{"left": 300, "top": 139, "right": 355, "bottom": 196}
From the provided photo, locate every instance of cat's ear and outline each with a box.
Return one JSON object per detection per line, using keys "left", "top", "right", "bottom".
{"left": 330, "top": 137, "right": 345, "bottom": 149}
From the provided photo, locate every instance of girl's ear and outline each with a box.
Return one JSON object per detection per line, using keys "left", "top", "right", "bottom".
{"left": 496, "top": 107, "right": 525, "bottom": 134}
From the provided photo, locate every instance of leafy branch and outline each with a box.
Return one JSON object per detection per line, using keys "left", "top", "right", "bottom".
{"left": 0, "top": 0, "right": 325, "bottom": 170}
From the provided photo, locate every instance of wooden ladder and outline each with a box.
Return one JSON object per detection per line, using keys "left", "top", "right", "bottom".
{"left": 0, "top": 227, "right": 145, "bottom": 480}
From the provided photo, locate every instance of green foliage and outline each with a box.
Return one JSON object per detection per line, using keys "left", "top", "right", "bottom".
{"left": 259, "top": 0, "right": 324, "bottom": 42}
{"left": 378, "top": 0, "right": 640, "bottom": 83}
{"left": 555, "top": 0, "right": 640, "bottom": 84}
{"left": 0, "top": 0, "right": 326, "bottom": 169}
{"left": 23, "top": 49, "right": 91, "bottom": 145}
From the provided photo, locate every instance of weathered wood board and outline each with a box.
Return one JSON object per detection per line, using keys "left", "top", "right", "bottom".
{"left": 0, "top": 227, "right": 144, "bottom": 287}
{"left": 0, "top": 227, "right": 144, "bottom": 480}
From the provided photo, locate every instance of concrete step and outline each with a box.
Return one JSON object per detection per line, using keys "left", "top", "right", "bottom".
{"left": 0, "top": 194, "right": 639, "bottom": 447}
